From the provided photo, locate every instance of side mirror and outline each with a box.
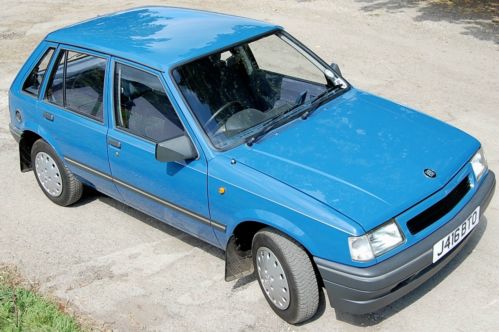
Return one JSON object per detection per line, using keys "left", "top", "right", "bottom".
{"left": 155, "top": 134, "right": 198, "bottom": 162}
{"left": 330, "top": 63, "right": 342, "bottom": 77}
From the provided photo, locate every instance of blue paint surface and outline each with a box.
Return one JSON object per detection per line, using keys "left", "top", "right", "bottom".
{"left": 46, "top": 7, "right": 278, "bottom": 71}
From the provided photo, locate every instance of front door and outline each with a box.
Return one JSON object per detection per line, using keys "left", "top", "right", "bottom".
{"left": 106, "top": 60, "right": 218, "bottom": 246}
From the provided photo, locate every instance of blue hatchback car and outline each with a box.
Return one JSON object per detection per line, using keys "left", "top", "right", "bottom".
{"left": 8, "top": 6, "right": 495, "bottom": 324}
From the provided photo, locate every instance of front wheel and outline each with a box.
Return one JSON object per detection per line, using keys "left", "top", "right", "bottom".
{"left": 252, "top": 228, "right": 319, "bottom": 324}
{"left": 31, "top": 139, "right": 83, "bottom": 206}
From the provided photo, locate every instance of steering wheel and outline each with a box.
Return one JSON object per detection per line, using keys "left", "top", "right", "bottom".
{"left": 204, "top": 101, "right": 243, "bottom": 129}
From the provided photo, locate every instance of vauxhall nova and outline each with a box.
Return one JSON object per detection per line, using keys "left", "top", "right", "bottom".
{"left": 8, "top": 7, "right": 495, "bottom": 324}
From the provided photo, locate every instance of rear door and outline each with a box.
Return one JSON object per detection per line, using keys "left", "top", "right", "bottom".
{"left": 38, "top": 46, "right": 119, "bottom": 198}
{"left": 106, "top": 59, "right": 219, "bottom": 245}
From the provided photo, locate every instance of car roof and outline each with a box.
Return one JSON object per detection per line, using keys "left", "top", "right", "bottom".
{"left": 46, "top": 6, "right": 279, "bottom": 72}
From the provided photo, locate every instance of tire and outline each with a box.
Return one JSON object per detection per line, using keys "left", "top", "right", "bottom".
{"left": 252, "top": 228, "right": 319, "bottom": 324}
{"left": 31, "top": 139, "right": 83, "bottom": 206}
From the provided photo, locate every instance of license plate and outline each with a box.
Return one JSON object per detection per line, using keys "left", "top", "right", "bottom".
{"left": 432, "top": 206, "right": 480, "bottom": 263}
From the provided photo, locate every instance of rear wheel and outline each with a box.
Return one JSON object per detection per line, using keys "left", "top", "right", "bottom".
{"left": 31, "top": 139, "right": 83, "bottom": 206}
{"left": 252, "top": 228, "right": 319, "bottom": 324}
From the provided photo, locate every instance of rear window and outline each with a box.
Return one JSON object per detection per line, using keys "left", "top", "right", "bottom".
{"left": 22, "top": 47, "right": 54, "bottom": 96}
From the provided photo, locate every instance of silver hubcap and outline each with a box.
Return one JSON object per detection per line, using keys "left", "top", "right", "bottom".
{"left": 35, "top": 152, "right": 62, "bottom": 197}
{"left": 256, "top": 247, "right": 290, "bottom": 310}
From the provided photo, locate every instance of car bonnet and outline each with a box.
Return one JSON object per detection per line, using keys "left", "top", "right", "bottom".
{"left": 228, "top": 89, "right": 479, "bottom": 231}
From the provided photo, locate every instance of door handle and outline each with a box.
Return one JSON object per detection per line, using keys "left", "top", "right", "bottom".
{"left": 108, "top": 138, "right": 121, "bottom": 149}
{"left": 43, "top": 112, "right": 54, "bottom": 121}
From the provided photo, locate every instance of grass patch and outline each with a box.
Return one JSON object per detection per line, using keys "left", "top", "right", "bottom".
{"left": 0, "top": 265, "right": 83, "bottom": 332}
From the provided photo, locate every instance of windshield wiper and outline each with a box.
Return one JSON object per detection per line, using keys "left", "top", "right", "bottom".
{"left": 245, "top": 115, "right": 288, "bottom": 146}
{"left": 301, "top": 84, "right": 343, "bottom": 120}
{"left": 246, "top": 91, "right": 308, "bottom": 146}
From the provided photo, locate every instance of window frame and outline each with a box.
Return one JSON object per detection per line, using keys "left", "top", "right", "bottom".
{"left": 20, "top": 45, "right": 56, "bottom": 99}
{"left": 110, "top": 58, "right": 190, "bottom": 145}
{"left": 42, "top": 45, "right": 110, "bottom": 124}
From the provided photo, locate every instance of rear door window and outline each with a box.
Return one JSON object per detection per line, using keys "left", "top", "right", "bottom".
{"left": 45, "top": 51, "right": 65, "bottom": 107}
{"left": 22, "top": 47, "right": 54, "bottom": 96}
{"left": 45, "top": 49, "right": 107, "bottom": 121}
{"left": 65, "top": 51, "right": 106, "bottom": 120}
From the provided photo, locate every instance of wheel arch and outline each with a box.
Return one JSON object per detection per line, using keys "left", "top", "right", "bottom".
{"left": 224, "top": 218, "right": 320, "bottom": 284}
{"left": 18, "top": 123, "right": 63, "bottom": 172}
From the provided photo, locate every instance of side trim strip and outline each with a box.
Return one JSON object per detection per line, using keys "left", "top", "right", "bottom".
{"left": 66, "top": 157, "right": 113, "bottom": 180}
{"left": 64, "top": 157, "right": 226, "bottom": 232}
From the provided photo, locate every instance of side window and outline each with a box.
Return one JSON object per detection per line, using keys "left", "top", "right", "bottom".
{"left": 46, "top": 51, "right": 65, "bottom": 106}
{"left": 45, "top": 50, "right": 106, "bottom": 121}
{"left": 66, "top": 51, "right": 106, "bottom": 120}
{"left": 114, "top": 63, "right": 185, "bottom": 142}
{"left": 22, "top": 47, "right": 54, "bottom": 96}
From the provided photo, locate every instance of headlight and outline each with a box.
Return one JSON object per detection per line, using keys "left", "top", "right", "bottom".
{"left": 471, "top": 148, "right": 488, "bottom": 181}
{"left": 348, "top": 220, "right": 404, "bottom": 262}
{"left": 348, "top": 236, "right": 374, "bottom": 261}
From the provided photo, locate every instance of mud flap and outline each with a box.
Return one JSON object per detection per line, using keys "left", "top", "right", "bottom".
{"left": 224, "top": 236, "right": 254, "bottom": 281}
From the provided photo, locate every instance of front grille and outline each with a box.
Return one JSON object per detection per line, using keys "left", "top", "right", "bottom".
{"left": 407, "top": 177, "right": 471, "bottom": 234}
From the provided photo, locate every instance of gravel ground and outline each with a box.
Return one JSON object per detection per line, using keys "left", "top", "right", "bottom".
{"left": 1, "top": 1, "right": 498, "bottom": 331}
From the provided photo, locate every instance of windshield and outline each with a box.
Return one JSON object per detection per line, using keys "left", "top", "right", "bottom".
{"left": 173, "top": 31, "right": 345, "bottom": 149}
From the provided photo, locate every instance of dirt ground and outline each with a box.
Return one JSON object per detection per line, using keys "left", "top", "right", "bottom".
{"left": 1, "top": 0, "right": 498, "bottom": 331}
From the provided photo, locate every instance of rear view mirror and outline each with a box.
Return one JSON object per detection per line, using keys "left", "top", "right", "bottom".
{"left": 330, "top": 62, "right": 342, "bottom": 77}
{"left": 155, "top": 134, "right": 198, "bottom": 162}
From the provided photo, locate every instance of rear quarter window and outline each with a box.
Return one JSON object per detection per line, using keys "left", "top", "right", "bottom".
{"left": 22, "top": 47, "right": 55, "bottom": 96}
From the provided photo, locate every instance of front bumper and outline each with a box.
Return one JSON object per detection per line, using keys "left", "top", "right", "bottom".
{"left": 315, "top": 170, "right": 495, "bottom": 314}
